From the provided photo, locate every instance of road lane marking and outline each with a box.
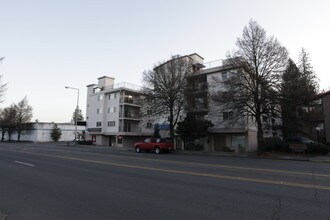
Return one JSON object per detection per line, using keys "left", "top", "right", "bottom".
{"left": 13, "top": 151, "right": 330, "bottom": 191}
{"left": 14, "top": 161, "right": 35, "bottom": 167}
{"left": 48, "top": 155, "right": 330, "bottom": 191}
{"left": 3, "top": 147, "right": 330, "bottom": 178}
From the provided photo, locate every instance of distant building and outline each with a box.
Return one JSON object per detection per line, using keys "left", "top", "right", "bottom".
{"left": 85, "top": 76, "right": 154, "bottom": 147}
{"left": 7, "top": 122, "right": 85, "bottom": 142}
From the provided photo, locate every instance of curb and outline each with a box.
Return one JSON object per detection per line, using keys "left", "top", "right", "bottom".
{"left": 172, "top": 150, "right": 327, "bottom": 162}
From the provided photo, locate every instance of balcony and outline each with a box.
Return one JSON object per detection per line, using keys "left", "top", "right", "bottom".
{"left": 119, "top": 125, "right": 141, "bottom": 133}
{"left": 119, "top": 97, "right": 141, "bottom": 106}
{"left": 119, "top": 111, "right": 140, "bottom": 120}
{"left": 186, "top": 82, "right": 208, "bottom": 94}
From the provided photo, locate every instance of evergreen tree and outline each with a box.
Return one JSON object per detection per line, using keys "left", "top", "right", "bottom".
{"left": 281, "top": 59, "right": 304, "bottom": 137}
{"left": 298, "top": 48, "right": 319, "bottom": 96}
{"left": 50, "top": 123, "right": 62, "bottom": 142}
{"left": 280, "top": 51, "right": 320, "bottom": 138}
{"left": 176, "top": 115, "right": 213, "bottom": 148}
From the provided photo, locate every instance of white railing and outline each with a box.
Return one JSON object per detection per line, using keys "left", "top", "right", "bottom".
{"left": 202, "top": 59, "right": 223, "bottom": 69}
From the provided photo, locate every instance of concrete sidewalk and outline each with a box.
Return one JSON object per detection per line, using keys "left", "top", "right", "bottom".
{"left": 81, "top": 143, "right": 330, "bottom": 163}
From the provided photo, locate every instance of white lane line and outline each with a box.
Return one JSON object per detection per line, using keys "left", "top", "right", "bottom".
{"left": 14, "top": 161, "right": 35, "bottom": 167}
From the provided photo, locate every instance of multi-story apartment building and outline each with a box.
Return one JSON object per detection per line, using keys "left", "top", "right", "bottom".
{"left": 86, "top": 76, "right": 153, "bottom": 147}
{"left": 295, "top": 90, "right": 330, "bottom": 144}
{"left": 86, "top": 54, "right": 281, "bottom": 152}
{"left": 185, "top": 57, "right": 258, "bottom": 152}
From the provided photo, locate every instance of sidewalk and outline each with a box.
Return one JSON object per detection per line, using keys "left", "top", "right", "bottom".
{"left": 25, "top": 142, "right": 330, "bottom": 164}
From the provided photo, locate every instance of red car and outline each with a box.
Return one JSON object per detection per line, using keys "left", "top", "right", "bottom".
{"left": 134, "top": 138, "right": 174, "bottom": 154}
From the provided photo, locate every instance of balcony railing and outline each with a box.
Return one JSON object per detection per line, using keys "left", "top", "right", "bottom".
{"left": 186, "top": 82, "right": 208, "bottom": 92}
{"left": 119, "top": 111, "right": 140, "bottom": 119}
{"left": 119, "top": 126, "right": 141, "bottom": 132}
{"left": 119, "top": 97, "right": 141, "bottom": 105}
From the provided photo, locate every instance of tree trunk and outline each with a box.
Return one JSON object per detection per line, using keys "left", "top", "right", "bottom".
{"left": 169, "top": 106, "right": 174, "bottom": 140}
{"left": 1, "top": 131, "right": 5, "bottom": 141}
{"left": 17, "top": 131, "right": 21, "bottom": 141}
{"left": 256, "top": 116, "right": 264, "bottom": 152}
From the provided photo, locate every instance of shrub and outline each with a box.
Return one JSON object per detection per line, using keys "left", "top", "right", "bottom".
{"left": 238, "top": 145, "right": 246, "bottom": 153}
{"left": 185, "top": 143, "right": 204, "bottom": 151}
{"left": 264, "top": 138, "right": 283, "bottom": 152}
{"left": 77, "top": 140, "right": 93, "bottom": 145}
{"left": 50, "top": 124, "right": 62, "bottom": 142}
{"left": 221, "top": 146, "right": 235, "bottom": 152}
{"left": 306, "top": 143, "right": 330, "bottom": 155}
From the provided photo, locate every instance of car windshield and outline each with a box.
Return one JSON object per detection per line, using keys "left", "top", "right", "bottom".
{"left": 300, "top": 137, "right": 315, "bottom": 144}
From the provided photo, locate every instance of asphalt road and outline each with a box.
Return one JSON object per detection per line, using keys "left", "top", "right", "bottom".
{"left": 1, "top": 142, "right": 330, "bottom": 220}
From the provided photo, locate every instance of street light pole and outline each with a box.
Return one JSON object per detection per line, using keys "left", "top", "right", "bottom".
{"left": 65, "top": 86, "right": 79, "bottom": 145}
{"left": 316, "top": 126, "right": 320, "bottom": 145}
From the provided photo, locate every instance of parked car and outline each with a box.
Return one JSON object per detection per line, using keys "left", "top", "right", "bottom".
{"left": 285, "top": 136, "right": 329, "bottom": 155}
{"left": 286, "top": 136, "right": 315, "bottom": 144}
{"left": 134, "top": 138, "right": 174, "bottom": 154}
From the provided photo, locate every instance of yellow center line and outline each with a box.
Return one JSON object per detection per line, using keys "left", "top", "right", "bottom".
{"left": 5, "top": 147, "right": 330, "bottom": 178}
{"left": 16, "top": 150, "right": 330, "bottom": 191}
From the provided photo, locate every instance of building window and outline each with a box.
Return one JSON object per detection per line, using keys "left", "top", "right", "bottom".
{"left": 223, "top": 111, "right": 233, "bottom": 120}
{"left": 231, "top": 135, "right": 245, "bottom": 148}
{"left": 108, "top": 107, "right": 116, "bottom": 113}
{"left": 109, "top": 93, "right": 117, "bottom": 99}
{"left": 96, "top": 122, "right": 102, "bottom": 127}
{"left": 222, "top": 72, "right": 228, "bottom": 81}
{"left": 97, "top": 108, "right": 102, "bottom": 114}
{"left": 108, "top": 121, "right": 116, "bottom": 127}
{"left": 97, "top": 95, "right": 103, "bottom": 101}
{"left": 147, "top": 122, "right": 152, "bottom": 128}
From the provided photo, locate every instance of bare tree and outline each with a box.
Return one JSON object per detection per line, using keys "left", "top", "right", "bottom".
{"left": 15, "top": 97, "right": 33, "bottom": 141}
{"left": 0, "top": 105, "right": 17, "bottom": 141}
{"left": 72, "top": 106, "right": 84, "bottom": 122}
{"left": 211, "top": 20, "right": 288, "bottom": 151}
{"left": 0, "top": 57, "right": 7, "bottom": 103}
{"left": 141, "top": 56, "right": 194, "bottom": 139}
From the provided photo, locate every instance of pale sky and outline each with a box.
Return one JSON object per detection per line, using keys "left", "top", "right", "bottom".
{"left": 0, "top": 0, "right": 329, "bottom": 122}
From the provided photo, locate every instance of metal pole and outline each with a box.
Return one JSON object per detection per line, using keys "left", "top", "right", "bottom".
{"left": 75, "top": 89, "right": 79, "bottom": 145}
{"left": 65, "top": 86, "right": 79, "bottom": 145}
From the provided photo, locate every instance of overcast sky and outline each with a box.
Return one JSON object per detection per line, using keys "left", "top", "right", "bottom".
{"left": 0, "top": 0, "right": 329, "bottom": 122}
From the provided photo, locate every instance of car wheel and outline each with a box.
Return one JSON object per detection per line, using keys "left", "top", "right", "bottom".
{"left": 155, "top": 147, "right": 160, "bottom": 154}
{"left": 136, "top": 146, "right": 141, "bottom": 153}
